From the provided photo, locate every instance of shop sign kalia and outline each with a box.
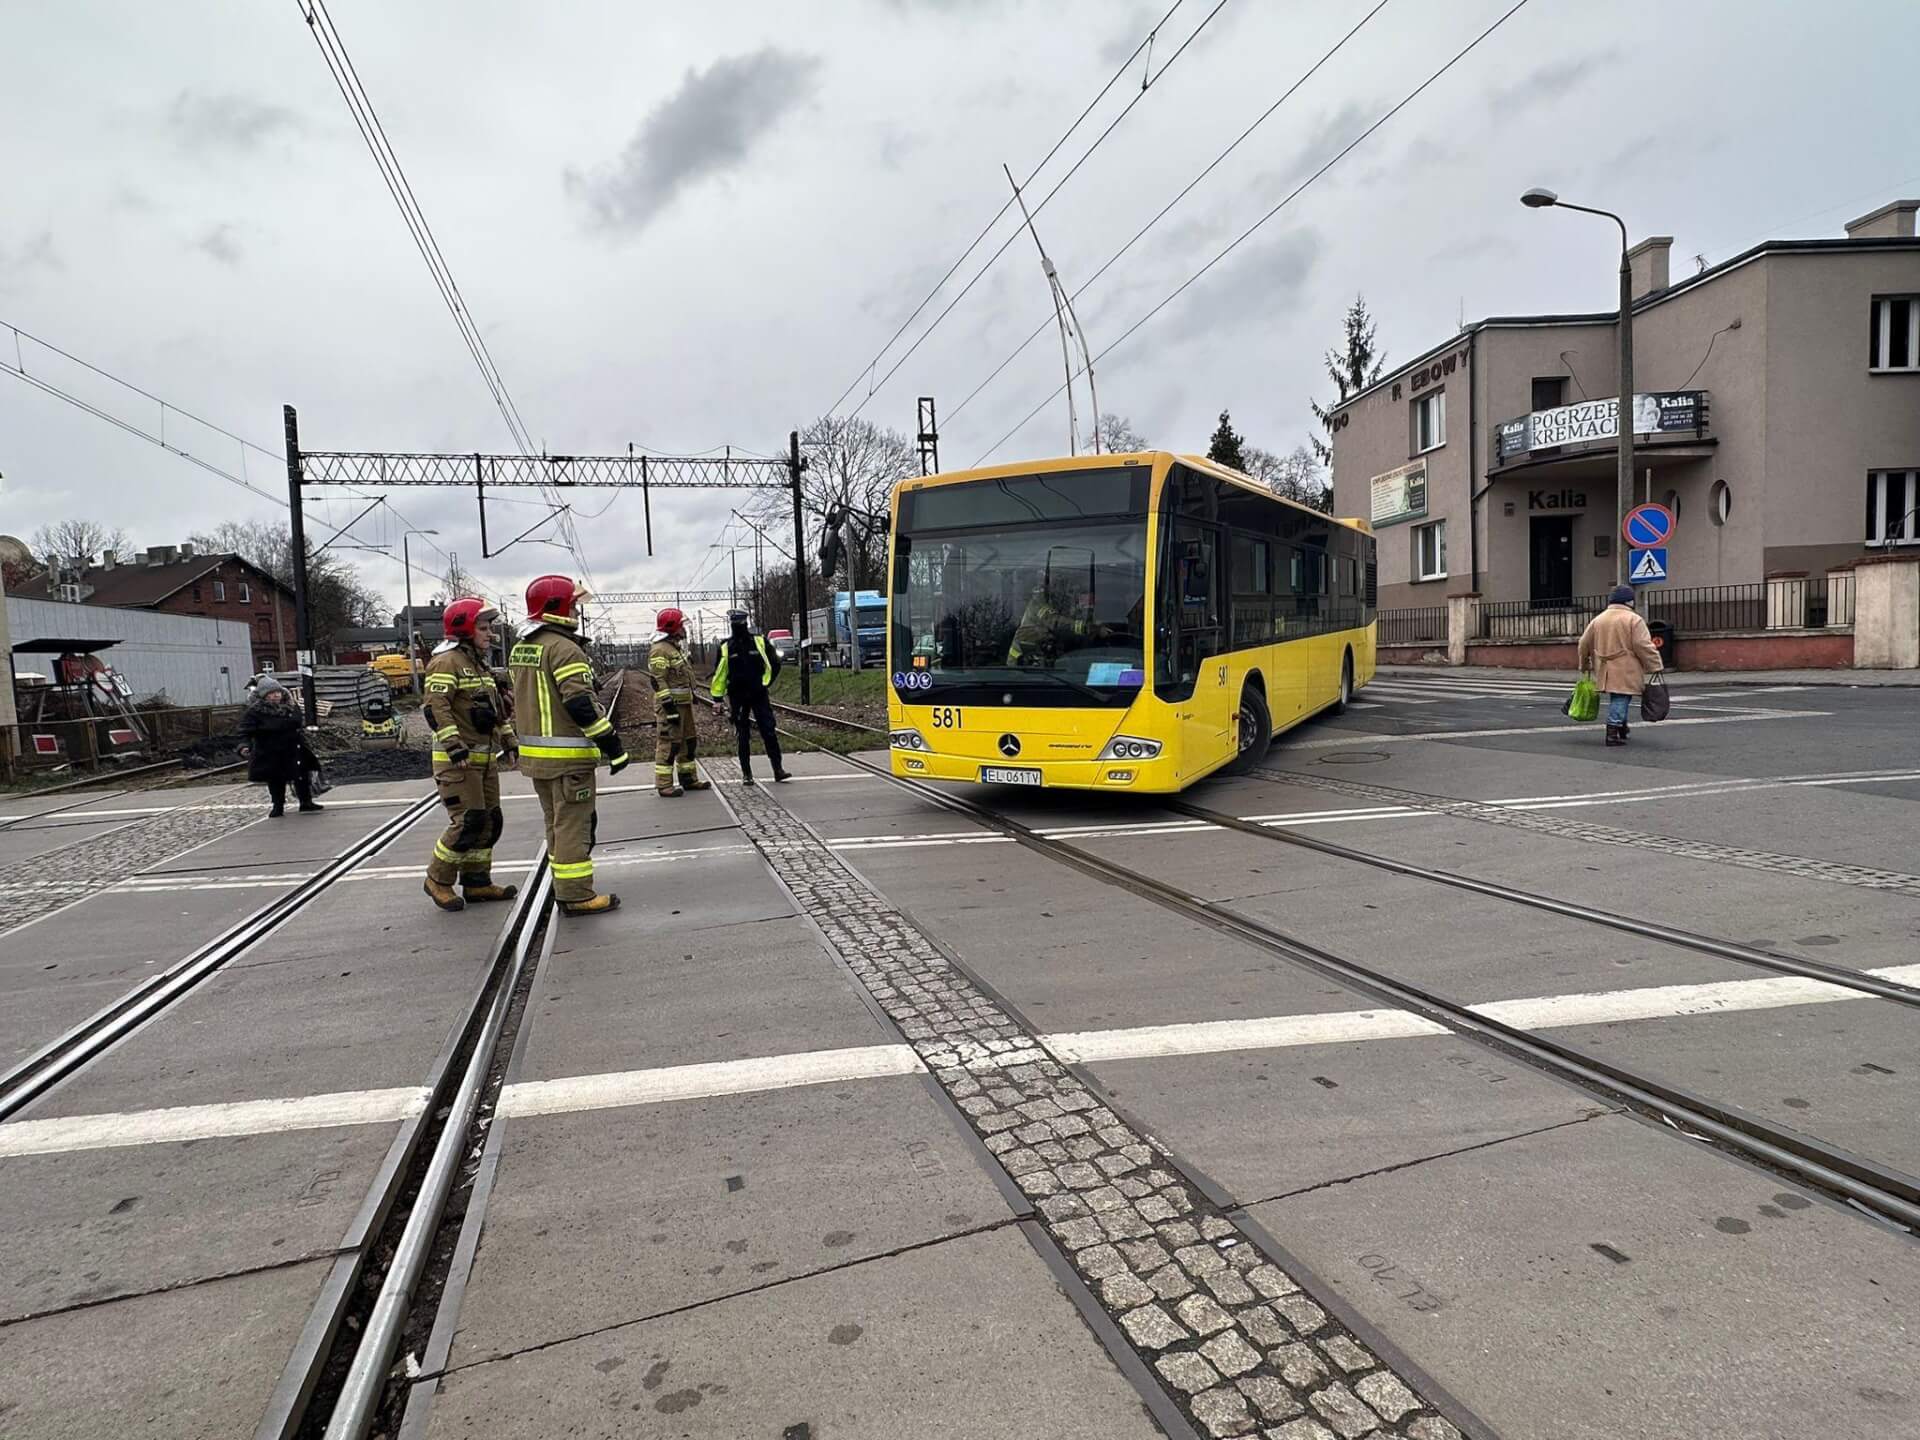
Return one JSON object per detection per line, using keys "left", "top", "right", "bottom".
{"left": 1528, "top": 391, "right": 1705, "bottom": 450}
{"left": 1369, "top": 458, "right": 1427, "bottom": 526}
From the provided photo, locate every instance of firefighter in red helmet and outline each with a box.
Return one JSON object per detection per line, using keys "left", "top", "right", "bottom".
{"left": 647, "top": 606, "right": 709, "bottom": 797}
{"left": 422, "top": 598, "right": 518, "bottom": 911}
{"left": 507, "top": 575, "right": 627, "bottom": 915}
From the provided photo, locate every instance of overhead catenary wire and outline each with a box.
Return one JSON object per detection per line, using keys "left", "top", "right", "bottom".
{"left": 821, "top": 0, "right": 1191, "bottom": 419}
{"left": 945, "top": 0, "right": 1397, "bottom": 428}
{"left": 973, "top": 0, "right": 1536, "bottom": 465}
{"left": 843, "top": 0, "right": 1234, "bottom": 424}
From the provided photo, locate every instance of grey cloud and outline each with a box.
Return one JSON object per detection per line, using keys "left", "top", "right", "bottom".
{"left": 1487, "top": 50, "right": 1621, "bottom": 117}
{"left": 567, "top": 48, "right": 821, "bottom": 234}
{"left": 0, "top": 230, "right": 62, "bottom": 292}
{"left": 1097, "top": 7, "right": 1157, "bottom": 68}
{"left": 1155, "top": 226, "right": 1321, "bottom": 344}
{"left": 195, "top": 223, "right": 243, "bottom": 267}
{"left": 167, "top": 91, "right": 307, "bottom": 151}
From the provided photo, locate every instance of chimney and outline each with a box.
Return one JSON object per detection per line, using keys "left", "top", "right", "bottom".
{"left": 1627, "top": 236, "right": 1672, "bottom": 301}
{"left": 145, "top": 547, "right": 164, "bottom": 567}
{"left": 179, "top": 541, "right": 195, "bottom": 559}
{"left": 101, "top": 549, "right": 116, "bottom": 569}
{"left": 1845, "top": 199, "right": 1918, "bottom": 239}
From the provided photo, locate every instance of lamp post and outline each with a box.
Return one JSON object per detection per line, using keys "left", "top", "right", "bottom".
{"left": 1522, "top": 187, "right": 1633, "bottom": 586}
{"left": 401, "top": 528, "right": 438, "bottom": 697}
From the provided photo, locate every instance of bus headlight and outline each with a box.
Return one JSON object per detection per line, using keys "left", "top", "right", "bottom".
{"left": 890, "top": 728, "right": 930, "bottom": 751}
{"left": 1098, "top": 736, "right": 1163, "bottom": 761}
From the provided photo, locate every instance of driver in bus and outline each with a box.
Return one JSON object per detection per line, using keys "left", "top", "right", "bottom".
{"left": 1007, "top": 579, "right": 1104, "bottom": 665}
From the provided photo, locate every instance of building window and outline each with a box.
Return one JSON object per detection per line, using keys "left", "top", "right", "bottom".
{"left": 1412, "top": 391, "right": 1446, "bottom": 454}
{"left": 1530, "top": 376, "right": 1567, "bottom": 411}
{"left": 1868, "top": 469, "right": 1919, "bottom": 546}
{"left": 1708, "top": 479, "right": 1732, "bottom": 526}
{"left": 214, "top": 580, "right": 226, "bottom": 601}
{"left": 192, "top": 584, "right": 202, "bottom": 601}
{"left": 1870, "top": 296, "right": 1919, "bottom": 371}
{"left": 240, "top": 582, "right": 251, "bottom": 602}
{"left": 1412, "top": 519, "right": 1447, "bottom": 581}
{"left": 1662, "top": 488, "right": 1682, "bottom": 519}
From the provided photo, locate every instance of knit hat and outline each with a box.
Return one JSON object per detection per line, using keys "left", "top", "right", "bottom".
{"left": 1609, "top": 584, "right": 1636, "bottom": 605}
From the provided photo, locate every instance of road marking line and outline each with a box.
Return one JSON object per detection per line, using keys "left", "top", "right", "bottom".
{"left": 1279, "top": 708, "right": 1827, "bottom": 748}
{"left": 496, "top": 1043, "right": 924, "bottom": 1118}
{"left": 1048, "top": 1010, "right": 1449, "bottom": 1062}
{"left": 24, "top": 962, "right": 1920, "bottom": 1157}
{"left": 0, "top": 1086, "right": 430, "bottom": 1158}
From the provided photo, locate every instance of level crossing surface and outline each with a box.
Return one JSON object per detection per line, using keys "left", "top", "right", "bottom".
{"left": 1, "top": 674, "right": 1915, "bottom": 1439}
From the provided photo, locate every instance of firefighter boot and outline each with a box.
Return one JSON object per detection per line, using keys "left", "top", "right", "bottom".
{"left": 461, "top": 877, "right": 519, "bottom": 903}
{"left": 560, "top": 893, "right": 622, "bottom": 917}
{"left": 678, "top": 766, "right": 711, "bottom": 792}
{"left": 424, "top": 878, "right": 467, "bottom": 911}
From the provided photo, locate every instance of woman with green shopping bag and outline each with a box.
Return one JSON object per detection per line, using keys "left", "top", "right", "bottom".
{"left": 1576, "top": 585, "right": 1665, "bottom": 746}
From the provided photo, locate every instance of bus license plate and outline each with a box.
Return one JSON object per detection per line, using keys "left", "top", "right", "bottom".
{"left": 980, "top": 765, "right": 1042, "bottom": 787}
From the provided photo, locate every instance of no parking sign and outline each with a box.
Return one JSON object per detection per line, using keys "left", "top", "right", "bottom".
{"left": 1622, "top": 503, "right": 1675, "bottom": 549}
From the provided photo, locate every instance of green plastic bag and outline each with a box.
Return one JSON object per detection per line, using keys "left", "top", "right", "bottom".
{"left": 1564, "top": 675, "right": 1599, "bottom": 722}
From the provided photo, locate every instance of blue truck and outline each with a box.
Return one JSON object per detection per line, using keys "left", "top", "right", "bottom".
{"left": 804, "top": 589, "right": 887, "bottom": 668}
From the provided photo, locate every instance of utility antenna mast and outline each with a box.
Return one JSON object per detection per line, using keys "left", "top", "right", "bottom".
{"left": 1004, "top": 164, "right": 1101, "bottom": 454}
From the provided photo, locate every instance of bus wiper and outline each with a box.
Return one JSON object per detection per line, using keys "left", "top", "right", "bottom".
{"left": 1018, "top": 670, "right": 1107, "bottom": 703}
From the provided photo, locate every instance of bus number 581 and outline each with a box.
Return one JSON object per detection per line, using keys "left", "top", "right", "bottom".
{"left": 930, "top": 706, "right": 963, "bottom": 729}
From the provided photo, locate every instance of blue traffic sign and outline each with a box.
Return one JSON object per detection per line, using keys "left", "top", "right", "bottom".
{"left": 1629, "top": 547, "right": 1668, "bottom": 584}
{"left": 1623, "top": 502, "right": 1675, "bottom": 548}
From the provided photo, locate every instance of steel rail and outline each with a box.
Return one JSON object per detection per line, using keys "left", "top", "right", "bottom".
{"left": 801, "top": 747, "right": 1920, "bottom": 1233}
{"left": 0, "top": 759, "right": 247, "bottom": 831}
{"left": 0, "top": 791, "right": 439, "bottom": 1120}
{"left": 768, "top": 698, "right": 884, "bottom": 734}
{"left": 318, "top": 863, "right": 554, "bottom": 1440}
{"left": 1166, "top": 796, "right": 1920, "bottom": 1010}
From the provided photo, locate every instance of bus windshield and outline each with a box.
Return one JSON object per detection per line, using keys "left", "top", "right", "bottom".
{"left": 891, "top": 468, "right": 1150, "bottom": 707}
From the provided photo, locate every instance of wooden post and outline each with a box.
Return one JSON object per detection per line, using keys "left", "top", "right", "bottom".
{"left": 82, "top": 719, "right": 101, "bottom": 773}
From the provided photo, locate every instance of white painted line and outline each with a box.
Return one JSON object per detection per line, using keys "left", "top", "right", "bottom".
{"left": 1047, "top": 1010, "right": 1449, "bottom": 1062}
{"left": 496, "top": 1043, "right": 923, "bottom": 1118}
{"left": 1279, "top": 708, "right": 1827, "bottom": 749}
{"left": 20, "top": 963, "right": 1920, "bottom": 1157}
{"left": 0, "top": 1086, "right": 429, "bottom": 1158}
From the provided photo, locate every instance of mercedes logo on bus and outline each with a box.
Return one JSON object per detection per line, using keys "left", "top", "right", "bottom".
{"left": 998, "top": 734, "right": 1021, "bottom": 758}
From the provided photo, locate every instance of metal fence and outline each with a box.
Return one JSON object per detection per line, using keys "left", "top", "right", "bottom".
{"left": 1376, "top": 606, "right": 1448, "bottom": 646}
{"left": 2, "top": 703, "right": 248, "bottom": 781}
{"left": 1473, "top": 577, "right": 1851, "bottom": 641}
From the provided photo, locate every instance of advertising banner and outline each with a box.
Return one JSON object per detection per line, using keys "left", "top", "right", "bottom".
{"left": 1526, "top": 391, "right": 1705, "bottom": 451}
{"left": 1369, "top": 459, "right": 1427, "bottom": 527}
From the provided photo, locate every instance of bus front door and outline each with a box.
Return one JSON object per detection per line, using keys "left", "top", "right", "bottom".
{"left": 1170, "top": 521, "right": 1231, "bottom": 776}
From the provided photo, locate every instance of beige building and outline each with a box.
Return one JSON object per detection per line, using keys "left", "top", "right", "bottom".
{"left": 1331, "top": 200, "right": 1920, "bottom": 613}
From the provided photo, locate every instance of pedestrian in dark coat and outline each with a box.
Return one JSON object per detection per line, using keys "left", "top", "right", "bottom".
{"left": 238, "top": 679, "right": 323, "bottom": 816}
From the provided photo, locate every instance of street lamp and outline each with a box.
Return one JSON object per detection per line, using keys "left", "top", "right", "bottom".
{"left": 1522, "top": 186, "right": 1634, "bottom": 585}
{"left": 401, "top": 528, "right": 439, "bottom": 697}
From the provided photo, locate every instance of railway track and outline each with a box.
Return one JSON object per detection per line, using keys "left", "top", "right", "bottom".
{"left": 0, "top": 757, "right": 248, "bottom": 832}
{"left": 771, "top": 740, "right": 1920, "bottom": 1234}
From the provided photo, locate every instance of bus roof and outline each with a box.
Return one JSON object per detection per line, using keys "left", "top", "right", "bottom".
{"left": 894, "top": 450, "right": 1372, "bottom": 534}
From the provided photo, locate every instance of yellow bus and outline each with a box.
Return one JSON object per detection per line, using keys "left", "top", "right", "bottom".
{"left": 886, "top": 450, "right": 1375, "bottom": 793}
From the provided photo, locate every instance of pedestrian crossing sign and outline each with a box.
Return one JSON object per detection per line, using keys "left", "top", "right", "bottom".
{"left": 1629, "top": 547, "right": 1668, "bottom": 584}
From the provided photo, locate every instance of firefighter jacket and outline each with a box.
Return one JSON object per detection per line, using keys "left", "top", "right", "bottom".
{"left": 423, "top": 640, "right": 515, "bottom": 773}
{"left": 509, "top": 619, "right": 626, "bottom": 779}
{"left": 710, "top": 632, "right": 780, "bottom": 700}
{"left": 648, "top": 635, "right": 698, "bottom": 714}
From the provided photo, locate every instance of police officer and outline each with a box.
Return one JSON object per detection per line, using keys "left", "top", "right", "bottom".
{"left": 509, "top": 575, "right": 628, "bottom": 916}
{"left": 647, "top": 607, "right": 710, "bottom": 797}
{"left": 709, "top": 609, "right": 791, "bottom": 787}
{"left": 422, "top": 599, "right": 518, "bottom": 912}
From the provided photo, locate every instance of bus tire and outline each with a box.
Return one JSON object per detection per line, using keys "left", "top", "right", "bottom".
{"left": 1331, "top": 651, "right": 1355, "bottom": 714}
{"left": 1227, "top": 685, "right": 1272, "bottom": 775}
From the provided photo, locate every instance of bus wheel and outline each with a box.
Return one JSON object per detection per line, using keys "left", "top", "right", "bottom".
{"left": 1227, "top": 685, "right": 1272, "bottom": 775}
{"left": 1331, "top": 651, "right": 1354, "bottom": 714}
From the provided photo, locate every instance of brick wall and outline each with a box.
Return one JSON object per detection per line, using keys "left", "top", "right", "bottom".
{"left": 152, "top": 559, "right": 294, "bottom": 670}
{"left": 1461, "top": 631, "right": 1855, "bottom": 671}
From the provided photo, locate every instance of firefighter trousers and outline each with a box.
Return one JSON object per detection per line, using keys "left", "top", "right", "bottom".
{"left": 533, "top": 771, "right": 599, "bottom": 902}
{"left": 653, "top": 702, "right": 700, "bottom": 793}
{"left": 428, "top": 765, "right": 503, "bottom": 887}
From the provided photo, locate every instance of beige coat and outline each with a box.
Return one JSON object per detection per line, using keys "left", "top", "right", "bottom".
{"left": 1578, "top": 603, "right": 1664, "bottom": 695}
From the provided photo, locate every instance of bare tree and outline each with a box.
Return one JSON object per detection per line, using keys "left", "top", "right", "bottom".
{"left": 1096, "top": 413, "right": 1149, "bottom": 454}
{"left": 1244, "top": 444, "right": 1331, "bottom": 511}
{"left": 756, "top": 414, "right": 916, "bottom": 592}
{"left": 31, "top": 519, "right": 131, "bottom": 572}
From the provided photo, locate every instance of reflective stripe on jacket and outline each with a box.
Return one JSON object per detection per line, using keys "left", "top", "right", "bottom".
{"left": 710, "top": 633, "right": 778, "bottom": 699}
{"left": 648, "top": 637, "right": 696, "bottom": 705}
{"left": 509, "top": 619, "right": 608, "bottom": 777}
{"left": 423, "top": 641, "right": 513, "bottom": 775}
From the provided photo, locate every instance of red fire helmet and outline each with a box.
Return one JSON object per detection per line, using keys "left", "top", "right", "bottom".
{"left": 655, "top": 606, "right": 686, "bottom": 636}
{"left": 526, "top": 574, "right": 585, "bottom": 620}
{"left": 443, "top": 597, "right": 498, "bottom": 640}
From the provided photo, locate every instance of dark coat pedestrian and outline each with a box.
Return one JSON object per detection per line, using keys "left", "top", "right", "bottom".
{"left": 238, "top": 681, "right": 322, "bottom": 815}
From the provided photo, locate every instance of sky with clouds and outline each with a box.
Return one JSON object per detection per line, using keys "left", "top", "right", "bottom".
{"left": 4, "top": 0, "right": 1916, "bottom": 638}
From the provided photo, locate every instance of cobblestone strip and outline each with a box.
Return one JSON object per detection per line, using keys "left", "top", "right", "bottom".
{"left": 1258, "top": 767, "right": 1920, "bottom": 897}
{"left": 0, "top": 785, "right": 265, "bottom": 934}
{"left": 721, "top": 758, "right": 1464, "bottom": 1440}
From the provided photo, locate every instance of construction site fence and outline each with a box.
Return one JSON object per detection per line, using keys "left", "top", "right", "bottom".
{"left": 1, "top": 703, "right": 249, "bottom": 783}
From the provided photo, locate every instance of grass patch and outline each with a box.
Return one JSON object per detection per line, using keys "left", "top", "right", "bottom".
{"left": 769, "top": 665, "right": 886, "bottom": 707}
